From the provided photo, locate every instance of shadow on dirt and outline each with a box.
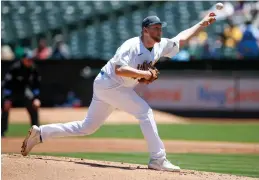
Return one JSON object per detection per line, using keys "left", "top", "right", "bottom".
{"left": 34, "top": 156, "right": 147, "bottom": 171}
{"left": 75, "top": 161, "right": 146, "bottom": 170}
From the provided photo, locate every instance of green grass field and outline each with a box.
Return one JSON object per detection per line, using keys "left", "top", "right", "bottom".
{"left": 6, "top": 123, "right": 259, "bottom": 143}
{"left": 32, "top": 152, "right": 259, "bottom": 178}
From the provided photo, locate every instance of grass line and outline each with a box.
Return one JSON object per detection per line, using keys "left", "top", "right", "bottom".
{"left": 6, "top": 123, "right": 259, "bottom": 143}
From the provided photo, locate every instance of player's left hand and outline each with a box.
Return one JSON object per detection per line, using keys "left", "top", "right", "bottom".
{"left": 138, "top": 61, "right": 159, "bottom": 84}
{"left": 199, "top": 12, "right": 216, "bottom": 27}
{"left": 33, "top": 99, "right": 41, "bottom": 109}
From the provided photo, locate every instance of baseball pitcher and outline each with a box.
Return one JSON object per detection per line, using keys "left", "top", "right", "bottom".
{"left": 21, "top": 13, "right": 216, "bottom": 171}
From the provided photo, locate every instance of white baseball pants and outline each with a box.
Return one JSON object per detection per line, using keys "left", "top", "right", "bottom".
{"left": 40, "top": 72, "right": 166, "bottom": 160}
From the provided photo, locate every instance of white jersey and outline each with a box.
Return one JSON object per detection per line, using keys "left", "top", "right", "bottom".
{"left": 101, "top": 36, "right": 180, "bottom": 88}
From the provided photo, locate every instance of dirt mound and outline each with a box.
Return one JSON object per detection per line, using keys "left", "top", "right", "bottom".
{"left": 2, "top": 154, "right": 254, "bottom": 180}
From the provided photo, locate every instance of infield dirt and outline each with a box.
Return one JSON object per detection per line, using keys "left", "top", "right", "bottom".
{"left": 2, "top": 154, "right": 257, "bottom": 180}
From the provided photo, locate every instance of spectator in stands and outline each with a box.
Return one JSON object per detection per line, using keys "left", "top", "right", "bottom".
{"left": 234, "top": 1, "right": 245, "bottom": 11}
{"left": 237, "top": 21, "right": 259, "bottom": 59}
{"left": 1, "top": 40, "right": 15, "bottom": 61}
{"left": 171, "top": 47, "right": 190, "bottom": 61}
{"left": 231, "top": 1, "right": 247, "bottom": 24}
{"left": 232, "top": 1, "right": 259, "bottom": 27}
{"left": 63, "top": 91, "right": 81, "bottom": 108}
{"left": 33, "top": 38, "right": 52, "bottom": 60}
{"left": 251, "top": 1, "right": 259, "bottom": 29}
{"left": 224, "top": 19, "right": 243, "bottom": 44}
{"left": 14, "top": 43, "right": 25, "bottom": 60}
{"left": 188, "top": 37, "right": 203, "bottom": 60}
{"left": 187, "top": 31, "right": 208, "bottom": 60}
{"left": 51, "top": 34, "right": 70, "bottom": 60}
{"left": 211, "top": 33, "right": 225, "bottom": 59}
{"left": 240, "top": 20, "right": 259, "bottom": 41}
{"left": 223, "top": 37, "right": 238, "bottom": 59}
{"left": 201, "top": 41, "right": 214, "bottom": 59}
{"left": 14, "top": 40, "right": 34, "bottom": 61}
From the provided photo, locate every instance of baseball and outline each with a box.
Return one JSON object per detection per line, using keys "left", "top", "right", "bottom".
{"left": 216, "top": 2, "right": 224, "bottom": 10}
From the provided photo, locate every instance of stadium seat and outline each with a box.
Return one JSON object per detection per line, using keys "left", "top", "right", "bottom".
{"left": 1, "top": 1, "right": 231, "bottom": 60}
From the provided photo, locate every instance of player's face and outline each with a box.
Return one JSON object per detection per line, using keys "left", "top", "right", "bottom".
{"left": 146, "top": 24, "right": 162, "bottom": 43}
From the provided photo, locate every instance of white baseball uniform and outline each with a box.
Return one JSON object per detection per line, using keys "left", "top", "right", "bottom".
{"left": 40, "top": 36, "right": 180, "bottom": 160}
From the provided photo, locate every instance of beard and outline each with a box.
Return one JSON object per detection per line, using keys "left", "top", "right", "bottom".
{"left": 150, "top": 35, "right": 161, "bottom": 43}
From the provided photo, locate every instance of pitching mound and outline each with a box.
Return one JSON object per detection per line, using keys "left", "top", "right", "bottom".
{"left": 2, "top": 154, "right": 254, "bottom": 180}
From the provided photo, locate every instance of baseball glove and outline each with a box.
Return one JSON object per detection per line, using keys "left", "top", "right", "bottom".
{"left": 138, "top": 61, "right": 159, "bottom": 84}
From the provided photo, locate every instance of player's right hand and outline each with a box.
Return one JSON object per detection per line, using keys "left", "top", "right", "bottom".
{"left": 199, "top": 12, "right": 216, "bottom": 27}
{"left": 4, "top": 100, "right": 12, "bottom": 111}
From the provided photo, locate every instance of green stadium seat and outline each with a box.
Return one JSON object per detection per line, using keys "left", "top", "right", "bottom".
{"left": 1, "top": 1, "right": 232, "bottom": 60}
{"left": 84, "top": 23, "right": 100, "bottom": 58}
{"left": 76, "top": 1, "right": 93, "bottom": 20}
{"left": 132, "top": 10, "right": 143, "bottom": 35}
